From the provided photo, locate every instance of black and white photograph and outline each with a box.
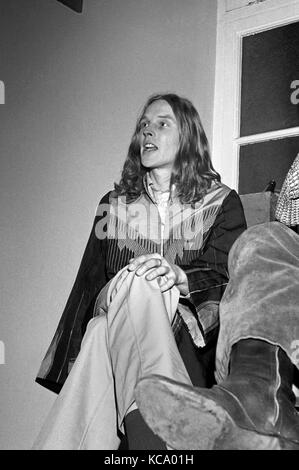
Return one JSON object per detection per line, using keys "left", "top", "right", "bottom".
{"left": 0, "top": 0, "right": 299, "bottom": 454}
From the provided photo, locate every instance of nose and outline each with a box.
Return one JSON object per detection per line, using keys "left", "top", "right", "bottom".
{"left": 143, "top": 124, "right": 155, "bottom": 137}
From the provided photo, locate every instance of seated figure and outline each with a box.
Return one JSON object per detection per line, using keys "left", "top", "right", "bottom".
{"left": 33, "top": 93, "right": 247, "bottom": 450}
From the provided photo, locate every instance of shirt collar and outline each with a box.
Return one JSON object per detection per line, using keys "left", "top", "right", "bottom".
{"left": 143, "top": 172, "right": 176, "bottom": 204}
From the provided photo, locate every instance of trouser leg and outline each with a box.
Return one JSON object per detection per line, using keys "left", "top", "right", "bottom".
{"left": 32, "top": 268, "right": 125, "bottom": 450}
{"left": 33, "top": 266, "right": 191, "bottom": 449}
{"left": 33, "top": 315, "right": 120, "bottom": 450}
{"left": 124, "top": 409, "right": 167, "bottom": 450}
{"left": 100, "top": 266, "right": 192, "bottom": 430}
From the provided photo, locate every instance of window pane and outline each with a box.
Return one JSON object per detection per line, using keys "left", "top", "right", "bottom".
{"left": 240, "top": 21, "right": 299, "bottom": 137}
{"left": 238, "top": 137, "right": 299, "bottom": 194}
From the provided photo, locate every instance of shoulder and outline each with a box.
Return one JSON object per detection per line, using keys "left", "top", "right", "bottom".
{"left": 217, "top": 185, "right": 247, "bottom": 229}
{"left": 223, "top": 187, "right": 244, "bottom": 209}
{"left": 206, "top": 181, "right": 247, "bottom": 227}
{"left": 94, "top": 190, "right": 114, "bottom": 220}
{"left": 210, "top": 181, "right": 242, "bottom": 206}
{"left": 98, "top": 190, "right": 145, "bottom": 207}
{"left": 199, "top": 180, "right": 233, "bottom": 208}
{"left": 98, "top": 189, "right": 117, "bottom": 205}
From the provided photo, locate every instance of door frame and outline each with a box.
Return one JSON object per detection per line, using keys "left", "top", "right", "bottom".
{"left": 212, "top": 0, "right": 299, "bottom": 190}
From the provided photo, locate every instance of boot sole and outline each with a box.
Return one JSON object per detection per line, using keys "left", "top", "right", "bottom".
{"left": 135, "top": 375, "right": 288, "bottom": 450}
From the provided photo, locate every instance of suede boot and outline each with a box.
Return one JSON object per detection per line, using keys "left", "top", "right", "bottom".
{"left": 135, "top": 339, "right": 299, "bottom": 450}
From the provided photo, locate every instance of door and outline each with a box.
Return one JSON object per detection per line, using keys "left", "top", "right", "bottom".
{"left": 213, "top": 0, "right": 299, "bottom": 194}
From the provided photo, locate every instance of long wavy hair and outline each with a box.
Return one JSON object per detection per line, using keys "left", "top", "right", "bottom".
{"left": 114, "top": 93, "right": 221, "bottom": 204}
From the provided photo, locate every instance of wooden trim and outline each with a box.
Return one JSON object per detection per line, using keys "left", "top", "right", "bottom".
{"left": 212, "top": 0, "right": 299, "bottom": 190}
{"left": 237, "top": 127, "right": 299, "bottom": 145}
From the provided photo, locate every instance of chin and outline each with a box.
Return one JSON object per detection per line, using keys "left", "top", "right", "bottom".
{"left": 141, "top": 156, "right": 156, "bottom": 168}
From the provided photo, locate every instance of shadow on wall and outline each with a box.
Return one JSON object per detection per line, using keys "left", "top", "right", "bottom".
{"left": 57, "top": 0, "right": 83, "bottom": 13}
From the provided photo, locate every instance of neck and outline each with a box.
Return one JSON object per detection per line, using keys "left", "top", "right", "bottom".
{"left": 148, "top": 169, "right": 172, "bottom": 192}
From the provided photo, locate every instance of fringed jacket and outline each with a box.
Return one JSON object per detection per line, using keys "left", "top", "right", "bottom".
{"left": 36, "top": 176, "right": 247, "bottom": 393}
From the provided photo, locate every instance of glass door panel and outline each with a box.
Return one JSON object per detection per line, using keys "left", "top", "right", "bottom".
{"left": 240, "top": 21, "right": 299, "bottom": 137}
{"left": 239, "top": 136, "right": 299, "bottom": 194}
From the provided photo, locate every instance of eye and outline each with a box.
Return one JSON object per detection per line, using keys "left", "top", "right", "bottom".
{"left": 139, "top": 121, "right": 148, "bottom": 129}
{"left": 159, "top": 121, "right": 168, "bottom": 128}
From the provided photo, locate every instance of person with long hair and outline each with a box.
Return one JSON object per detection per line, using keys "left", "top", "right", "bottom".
{"left": 34, "top": 93, "right": 247, "bottom": 449}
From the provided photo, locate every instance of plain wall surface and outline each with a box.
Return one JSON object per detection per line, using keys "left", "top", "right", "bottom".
{"left": 0, "top": 0, "right": 217, "bottom": 449}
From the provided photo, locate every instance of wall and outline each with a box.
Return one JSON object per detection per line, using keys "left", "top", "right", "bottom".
{"left": 0, "top": 0, "right": 217, "bottom": 449}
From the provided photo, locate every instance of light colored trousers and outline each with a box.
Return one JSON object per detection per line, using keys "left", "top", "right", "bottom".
{"left": 33, "top": 266, "right": 192, "bottom": 450}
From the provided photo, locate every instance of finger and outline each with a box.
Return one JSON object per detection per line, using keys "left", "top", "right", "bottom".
{"left": 159, "top": 276, "right": 175, "bottom": 293}
{"left": 127, "top": 253, "right": 162, "bottom": 271}
{"left": 135, "top": 258, "right": 163, "bottom": 276}
{"left": 127, "top": 258, "right": 144, "bottom": 271}
{"left": 145, "top": 266, "right": 169, "bottom": 281}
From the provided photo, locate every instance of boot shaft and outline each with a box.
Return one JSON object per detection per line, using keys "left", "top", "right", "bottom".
{"left": 223, "top": 339, "right": 298, "bottom": 440}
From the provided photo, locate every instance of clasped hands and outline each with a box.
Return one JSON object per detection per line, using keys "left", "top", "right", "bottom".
{"left": 127, "top": 253, "right": 189, "bottom": 296}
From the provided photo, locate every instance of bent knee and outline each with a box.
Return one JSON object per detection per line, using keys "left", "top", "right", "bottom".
{"left": 85, "top": 315, "right": 107, "bottom": 336}
{"left": 228, "top": 222, "right": 280, "bottom": 272}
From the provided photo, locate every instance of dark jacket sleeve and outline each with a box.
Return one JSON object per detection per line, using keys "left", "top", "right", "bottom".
{"left": 35, "top": 192, "right": 110, "bottom": 393}
{"left": 181, "top": 190, "right": 247, "bottom": 341}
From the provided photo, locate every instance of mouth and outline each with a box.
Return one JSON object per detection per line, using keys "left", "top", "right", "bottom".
{"left": 143, "top": 142, "right": 158, "bottom": 153}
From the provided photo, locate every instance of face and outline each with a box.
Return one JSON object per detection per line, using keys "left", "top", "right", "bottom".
{"left": 138, "top": 99, "right": 180, "bottom": 171}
